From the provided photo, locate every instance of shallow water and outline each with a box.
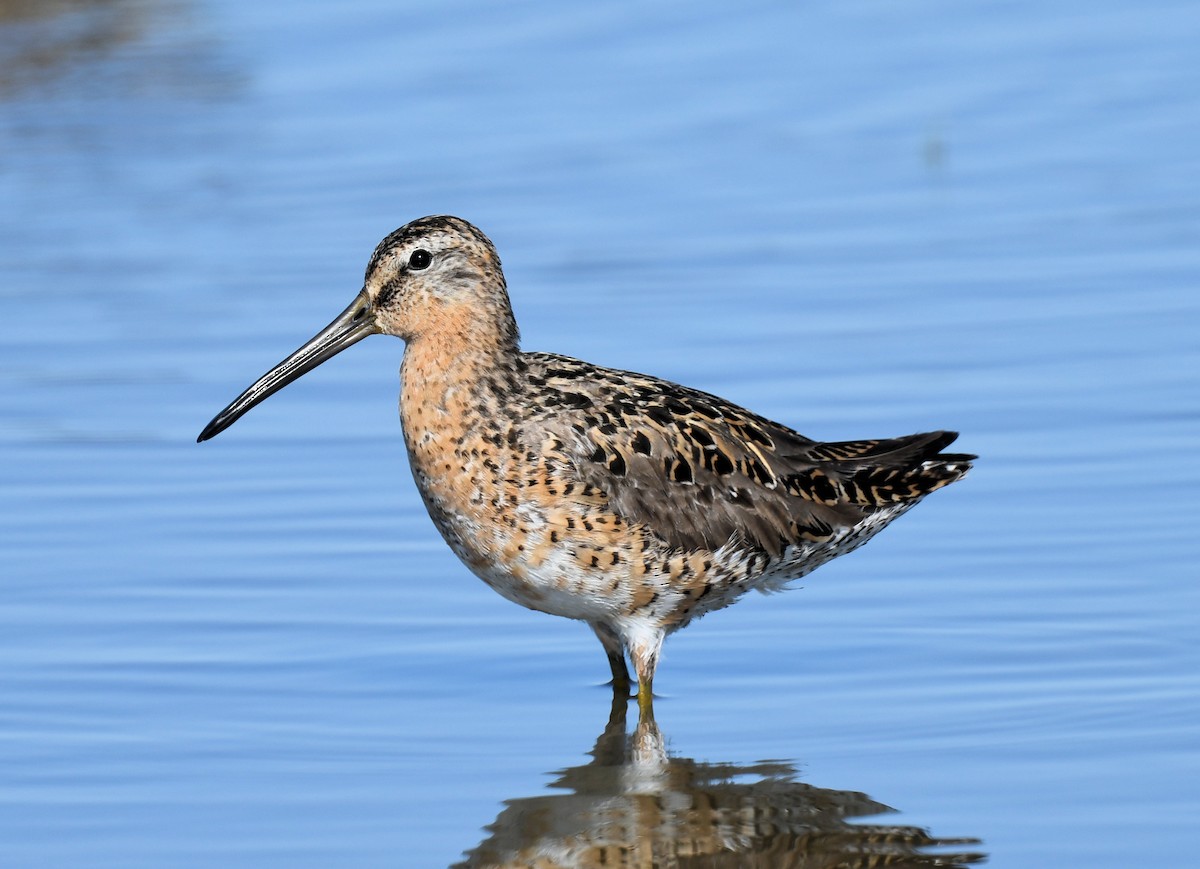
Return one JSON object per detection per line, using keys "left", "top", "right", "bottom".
{"left": 2, "top": 1, "right": 1198, "bottom": 866}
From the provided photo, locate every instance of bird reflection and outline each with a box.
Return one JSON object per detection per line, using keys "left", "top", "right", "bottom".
{"left": 453, "top": 695, "right": 985, "bottom": 868}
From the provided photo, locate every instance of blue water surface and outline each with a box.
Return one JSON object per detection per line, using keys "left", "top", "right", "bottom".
{"left": 2, "top": 1, "right": 1198, "bottom": 866}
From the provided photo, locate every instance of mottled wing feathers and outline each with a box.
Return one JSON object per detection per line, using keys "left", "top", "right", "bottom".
{"left": 520, "top": 353, "right": 973, "bottom": 555}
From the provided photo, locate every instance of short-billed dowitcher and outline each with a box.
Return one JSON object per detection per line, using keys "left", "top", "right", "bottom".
{"left": 199, "top": 216, "right": 973, "bottom": 709}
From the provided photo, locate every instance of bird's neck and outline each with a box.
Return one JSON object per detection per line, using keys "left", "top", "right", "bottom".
{"left": 396, "top": 327, "right": 524, "bottom": 565}
{"left": 397, "top": 319, "right": 523, "bottom": 437}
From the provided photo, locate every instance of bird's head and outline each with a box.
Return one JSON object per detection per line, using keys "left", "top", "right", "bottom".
{"left": 197, "top": 215, "right": 516, "bottom": 442}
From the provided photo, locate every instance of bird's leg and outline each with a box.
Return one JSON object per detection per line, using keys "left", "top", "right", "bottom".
{"left": 608, "top": 655, "right": 632, "bottom": 696}
{"left": 636, "top": 677, "right": 655, "bottom": 717}
{"left": 629, "top": 631, "right": 663, "bottom": 717}
{"left": 590, "top": 622, "right": 631, "bottom": 694}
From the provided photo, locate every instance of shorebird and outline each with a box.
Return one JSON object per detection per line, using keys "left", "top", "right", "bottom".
{"left": 198, "top": 215, "right": 973, "bottom": 710}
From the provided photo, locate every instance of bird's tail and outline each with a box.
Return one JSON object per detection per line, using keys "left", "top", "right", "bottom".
{"left": 788, "top": 431, "right": 974, "bottom": 508}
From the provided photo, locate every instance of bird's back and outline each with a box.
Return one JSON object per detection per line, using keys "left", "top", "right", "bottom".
{"left": 517, "top": 352, "right": 973, "bottom": 557}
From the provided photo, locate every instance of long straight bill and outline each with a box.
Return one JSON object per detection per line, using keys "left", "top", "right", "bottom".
{"left": 197, "top": 291, "right": 377, "bottom": 442}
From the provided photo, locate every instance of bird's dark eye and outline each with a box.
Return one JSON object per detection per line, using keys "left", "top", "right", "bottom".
{"left": 408, "top": 249, "right": 432, "bottom": 270}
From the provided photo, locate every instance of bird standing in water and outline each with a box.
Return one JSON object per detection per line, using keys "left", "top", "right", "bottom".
{"left": 198, "top": 216, "right": 973, "bottom": 711}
